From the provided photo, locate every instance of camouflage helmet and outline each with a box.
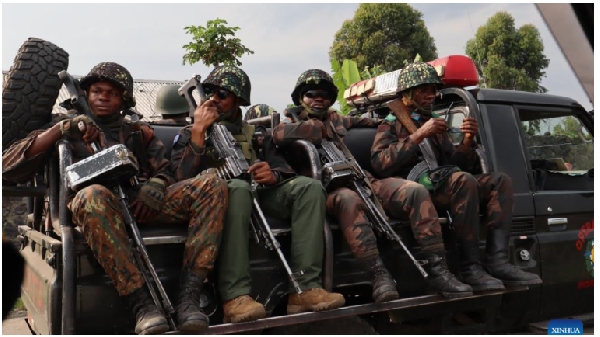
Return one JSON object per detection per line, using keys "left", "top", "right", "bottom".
{"left": 397, "top": 62, "right": 443, "bottom": 93}
{"left": 244, "top": 104, "right": 276, "bottom": 120}
{"left": 80, "top": 62, "right": 136, "bottom": 108}
{"left": 155, "top": 84, "right": 188, "bottom": 115}
{"left": 203, "top": 65, "right": 251, "bottom": 106}
{"left": 291, "top": 69, "right": 338, "bottom": 106}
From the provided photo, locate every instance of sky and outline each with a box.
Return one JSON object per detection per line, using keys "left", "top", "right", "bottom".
{"left": 1, "top": 3, "right": 594, "bottom": 115}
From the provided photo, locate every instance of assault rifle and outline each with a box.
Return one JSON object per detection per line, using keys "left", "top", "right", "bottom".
{"left": 178, "top": 77, "right": 304, "bottom": 294}
{"left": 310, "top": 115, "right": 428, "bottom": 279}
{"left": 59, "top": 71, "right": 177, "bottom": 330}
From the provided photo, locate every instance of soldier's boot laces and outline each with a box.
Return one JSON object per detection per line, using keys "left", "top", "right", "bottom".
{"left": 126, "top": 287, "right": 170, "bottom": 335}
{"left": 459, "top": 239, "right": 505, "bottom": 292}
{"left": 485, "top": 229, "right": 543, "bottom": 286}
{"left": 422, "top": 252, "right": 473, "bottom": 299}
{"left": 287, "top": 288, "right": 346, "bottom": 314}
{"left": 223, "top": 295, "right": 266, "bottom": 323}
{"left": 176, "top": 272, "right": 209, "bottom": 331}
{"left": 370, "top": 257, "right": 400, "bottom": 303}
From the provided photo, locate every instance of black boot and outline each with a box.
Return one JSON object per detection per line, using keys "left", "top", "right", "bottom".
{"left": 485, "top": 229, "right": 542, "bottom": 286}
{"left": 370, "top": 257, "right": 400, "bottom": 303}
{"left": 422, "top": 252, "right": 473, "bottom": 298}
{"left": 177, "top": 272, "right": 209, "bottom": 331}
{"left": 126, "top": 287, "right": 170, "bottom": 335}
{"left": 459, "top": 239, "right": 505, "bottom": 292}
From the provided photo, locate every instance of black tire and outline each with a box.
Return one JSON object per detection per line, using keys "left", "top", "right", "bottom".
{"left": 2, "top": 37, "right": 69, "bottom": 151}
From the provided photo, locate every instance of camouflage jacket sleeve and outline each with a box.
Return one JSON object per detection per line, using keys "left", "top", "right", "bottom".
{"left": 337, "top": 113, "right": 380, "bottom": 129}
{"left": 139, "top": 124, "right": 177, "bottom": 186}
{"left": 168, "top": 126, "right": 208, "bottom": 182}
{"left": 370, "top": 120, "right": 421, "bottom": 178}
{"left": 272, "top": 108, "right": 326, "bottom": 147}
{"left": 2, "top": 114, "right": 69, "bottom": 184}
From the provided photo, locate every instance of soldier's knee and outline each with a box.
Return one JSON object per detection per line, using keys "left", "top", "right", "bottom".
{"left": 401, "top": 180, "right": 431, "bottom": 202}
{"left": 453, "top": 171, "right": 478, "bottom": 191}
{"left": 71, "top": 184, "right": 115, "bottom": 212}
{"left": 190, "top": 173, "right": 228, "bottom": 193}
{"left": 491, "top": 172, "right": 513, "bottom": 194}
{"left": 335, "top": 188, "right": 362, "bottom": 208}
{"left": 291, "top": 176, "right": 324, "bottom": 198}
{"left": 227, "top": 178, "right": 251, "bottom": 192}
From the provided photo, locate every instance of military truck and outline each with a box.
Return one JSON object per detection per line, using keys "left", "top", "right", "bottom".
{"left": 4, "top": 39, "right": 593, "bottom": 334}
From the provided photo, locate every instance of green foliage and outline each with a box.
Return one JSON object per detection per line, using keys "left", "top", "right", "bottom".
{"left": 329, "top": 4, "right": 437, "bottom": 73}
{"left": 360, "top": 64, "right": 385, "bottom": 81}
{"left": 465, "top": 12, "right": 549, "bottom": 93}
{"left": 331, "top": 59, "right": 362, "bottom": 115}
{"left": 553, "top": 116, "right": 591, "bottom": 140}
{"left": 182, "top": 18, "right": 254, "bottom": 67}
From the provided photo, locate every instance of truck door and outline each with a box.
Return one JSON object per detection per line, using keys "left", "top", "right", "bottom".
{"left": 516, "top": 105, "right": 594, "bottom": 319}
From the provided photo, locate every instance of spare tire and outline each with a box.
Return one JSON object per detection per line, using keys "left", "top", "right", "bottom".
{"left": 2, "top": 37, "right": 69, "bottom": 151}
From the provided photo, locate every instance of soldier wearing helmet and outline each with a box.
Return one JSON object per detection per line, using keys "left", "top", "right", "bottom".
{"left": 244, "top": 103, "right": 276, "bottom": 121}
{"left": 169, "top": 65, "right": 345, "bottom": 324}
{"left": 3, "top": 62, "right": 229, "bottom": 334}
{"left": 153, "top": 84, "right": 190, "bottom": 125}
{"left": 371, "top": 62, "right": 542, "bottom": 292}
{"left": 273, "top": 68, "right": 473, "bottom": 302}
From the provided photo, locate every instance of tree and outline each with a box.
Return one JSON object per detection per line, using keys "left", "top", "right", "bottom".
{"left": 182, "top": 18, "right": 254, "bottom": 67}
{"left": 465, "top": 12, "right": 549, "bottom": 93}
{"left": 329, "top": 4, "right": 437, "bottom": 73}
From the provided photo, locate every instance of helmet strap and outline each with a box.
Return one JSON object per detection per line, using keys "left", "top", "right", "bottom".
{"left": 401, "top": 90, "right": 432, "bottom": 115}
{"left": 300, "top": 100, "right": 328, "bottom": 119}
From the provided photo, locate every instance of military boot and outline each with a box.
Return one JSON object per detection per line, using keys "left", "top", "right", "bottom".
{"left": 126, "top": 287, "right": 170, "bottom": 335}
{"left": 223, "top": 295, "right": 266, "bottom": 323}
{"left": 459, "top": 239, "right": 505, "bottom": 292}
{"left": 370, "top": 257, "right": 400, "bottom": 303}
{"left": 485, "top": 229, "right": 542, "bottom": 286}
{"left": 421, "top": 252, "right": 473, "bottom": 298}
{"left": 287, "top": 288, "right": 345, "bottom": 314}
{"left": 176, "top": 272, "right": 209, "bottom": 331}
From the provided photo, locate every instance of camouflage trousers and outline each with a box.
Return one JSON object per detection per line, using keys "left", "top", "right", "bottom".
{"left": 326, "top": 177, "right": 443, "bottom": 264}
{"left": 69, "top": 174, "right": 227, "bottom": 296}
{"left": 431, "top": 172, "right": 514, "bottom": 240}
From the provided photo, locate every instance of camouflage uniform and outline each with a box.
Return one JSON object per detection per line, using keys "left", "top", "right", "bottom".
{"left": 244, "top": 104, "right": 276, "bottom": 121}
{"left": 371, "top": 62, "right": 541, "bottom": 289}
{"left": 273, "top": 69, "right": 474, "bottom": 300}
{"left": 3, "top": 62, "right": 226, "bottom": 333}
{"left": 170, "top": 65, "right": 344, "bottom": 322}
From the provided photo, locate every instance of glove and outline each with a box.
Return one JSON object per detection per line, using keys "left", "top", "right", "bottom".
{"left": 59, "top": 115, "right": 97, "bottom": 139}
{"left": 136, "top": 177, "right": 166, "bottom": 211}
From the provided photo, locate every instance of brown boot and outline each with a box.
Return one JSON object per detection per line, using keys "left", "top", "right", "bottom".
{"left": 223, "top": 295, "right": 266, "bottom": 323}
{"left": 287, "top": 288, "right": 345, "bottom": 314}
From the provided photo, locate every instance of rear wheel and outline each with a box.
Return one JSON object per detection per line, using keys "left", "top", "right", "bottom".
{"left": 2, "top": 37, "right": 69, "bottom": 151}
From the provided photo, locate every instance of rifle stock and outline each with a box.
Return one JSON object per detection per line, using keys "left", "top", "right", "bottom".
{"left": 178, "top": 75, "right": 206, "bottom": 118}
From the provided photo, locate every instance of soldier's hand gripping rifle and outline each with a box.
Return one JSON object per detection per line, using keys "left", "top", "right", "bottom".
{"left": 59, "top": 71, "right": 177, "bottom": 330}
{"left": 178, "top": 77, "right": 304, "bottom": 294}
{"left": 320, "top": 122, "right": 428, "bottom": 279}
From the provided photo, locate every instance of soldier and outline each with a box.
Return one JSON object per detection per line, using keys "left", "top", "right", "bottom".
{"left": 169, "top": 66, "right": 345, "bottom": 323}
{"left": 2, "top": 62, "right": 229, "bottom": 334}
{"left": 370, "top": 62, "right": 542, "bottom": 291}
{"left": 153, "top": 84, "right": 190, "bottom": 125}
{"left": 244, "top": 103, "right": 276, "bottom": 121}
{"left": 272, "top": 69, "right": 472, "bottom": 302}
